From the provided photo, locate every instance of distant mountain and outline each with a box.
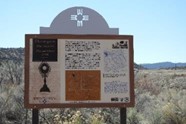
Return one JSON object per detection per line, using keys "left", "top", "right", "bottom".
{"left": 134, "top": 63, "right": 144, "bottom": 69}
{"left": 0, "top": 48, "right": 24, "bottom": 61}
{"left": 141, "top": 62, "right": 186, "bottom": 69}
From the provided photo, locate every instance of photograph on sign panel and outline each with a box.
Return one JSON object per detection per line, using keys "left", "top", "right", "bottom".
{"left": 65, "top": 70, "right": 101, "bottom": 101}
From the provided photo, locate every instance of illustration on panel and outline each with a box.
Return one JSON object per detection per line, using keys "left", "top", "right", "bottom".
{"left": 66, "top": 70, "right": 101, "bottom": 101}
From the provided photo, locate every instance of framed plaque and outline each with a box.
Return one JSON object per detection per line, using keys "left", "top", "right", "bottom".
{"left": 25, "top": 34, "right": 134, "bottom": 108}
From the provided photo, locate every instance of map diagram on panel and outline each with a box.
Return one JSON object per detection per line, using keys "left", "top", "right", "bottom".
{"left": 66, "top": 70, "right": 100, "bottom": 101}
{"left": 104, "top": 49, "right": 127, "bottom": 73}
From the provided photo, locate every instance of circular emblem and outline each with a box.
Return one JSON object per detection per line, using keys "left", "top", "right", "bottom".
{"left": 39, "top": 62, "right": 51, "bottom": 75}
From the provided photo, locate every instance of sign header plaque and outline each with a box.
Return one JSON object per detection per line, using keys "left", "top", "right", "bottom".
{"left": 25, "top": 34, "right": 134, "bottom": 108}
{"left": 32, "top": 39, "right": 58, "bottom": 61}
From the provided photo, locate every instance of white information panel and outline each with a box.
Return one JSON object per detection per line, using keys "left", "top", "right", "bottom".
{"left": 25, "top": 35, "right": 134, "bottom": 108}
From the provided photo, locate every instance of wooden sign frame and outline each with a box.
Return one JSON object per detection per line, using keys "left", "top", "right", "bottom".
{"left": 25, "top": 34, "right": 134, "bottom": 108}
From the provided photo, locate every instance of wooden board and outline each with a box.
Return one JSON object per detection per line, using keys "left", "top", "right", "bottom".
{"left": 24, "top": 34, "right": 134, "bottom": 108}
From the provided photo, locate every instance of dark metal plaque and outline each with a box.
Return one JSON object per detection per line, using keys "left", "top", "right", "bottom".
{"left": 33, "top": 39, "right": 57, "bottom": 61}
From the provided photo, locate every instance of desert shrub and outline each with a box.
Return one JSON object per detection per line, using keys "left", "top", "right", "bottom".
{"left": 134, "top": 69, "right": 186, "bottom": 124}
{"left": 39, "top": 108, "right": 120, "bottom": 124}
{"left": 0, "top": 60, "right": 23, "bottom": 85}
{"left": 161, "top": 89, "right": 186, "bottom": 124}
{"left": 149, "top": 110, "right": 164, "bottom": 124}
{"left": 127, "top": 108, "right": 143, "bottom": 124}
{"left": 0, "top": 83, "right": 28, "bottom": 124}
{"left": 1, "top": 56, "right": 186, "bottom": 124}
{"left": 162, "top": 102, "right": 185, "bottom": 124}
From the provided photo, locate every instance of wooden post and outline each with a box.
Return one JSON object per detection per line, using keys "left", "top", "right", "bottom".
{"left": 25, "top": 109, "right": 28, "bottom": 124}
{"left": 120, "top": 108, "right": 127, "bottom": 124}
{"left": 32, "top": 109, "right": 39, "bottom": 124}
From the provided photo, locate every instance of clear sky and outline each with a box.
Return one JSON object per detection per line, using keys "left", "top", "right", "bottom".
{"left": 0, "top": 0, "right": 186, "bottom": 64}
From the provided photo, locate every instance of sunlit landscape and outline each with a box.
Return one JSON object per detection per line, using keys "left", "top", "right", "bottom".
{"left": 0, "top": 48, "right": 185, "bottom": 123}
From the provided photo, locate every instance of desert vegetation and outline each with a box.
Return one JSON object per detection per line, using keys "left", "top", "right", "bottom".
{"left": 0, "top": 48, "right": 186, "bottom": 124}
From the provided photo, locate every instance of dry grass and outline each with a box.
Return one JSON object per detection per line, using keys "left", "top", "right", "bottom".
{"left": 0, "top": 60, "right": 186, "bottom": 124}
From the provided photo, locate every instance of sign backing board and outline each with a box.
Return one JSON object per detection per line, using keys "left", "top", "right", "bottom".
{"left": 25, "top": 34, "right": 134, "bottom": 108}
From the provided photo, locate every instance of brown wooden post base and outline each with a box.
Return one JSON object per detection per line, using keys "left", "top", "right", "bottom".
{"left": 32, "top": 109, "right": 39, "bottom": 124}
{"left": 120, "top": 108, "right": 127, "bottom": 124}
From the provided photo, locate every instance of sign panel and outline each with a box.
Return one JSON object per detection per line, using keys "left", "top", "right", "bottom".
{"left": 25, "top": 34, "right": 134, "bottom": 108}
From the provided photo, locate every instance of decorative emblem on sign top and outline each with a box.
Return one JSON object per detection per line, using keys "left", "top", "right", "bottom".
{"left": 71, "top": 9, "right": 89, "bottom": 27}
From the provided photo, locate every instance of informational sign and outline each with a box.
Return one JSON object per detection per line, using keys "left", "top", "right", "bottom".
{"left": 25, "top": 34, "right": 134, "bottom": 108}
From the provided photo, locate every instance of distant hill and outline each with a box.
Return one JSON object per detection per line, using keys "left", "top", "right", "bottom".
{"left": 134, "top": 63, "right": 144, "bottom": 70}
{"left": 141, "top": 62, "right": 186, "bottom": 69}
{"left": 0, "top": 48, "right": 24, "bottom": 61}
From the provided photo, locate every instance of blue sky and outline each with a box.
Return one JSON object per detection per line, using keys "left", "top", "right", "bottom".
{"left": 0, "top": 0, "right": 186, "bottom": 64}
